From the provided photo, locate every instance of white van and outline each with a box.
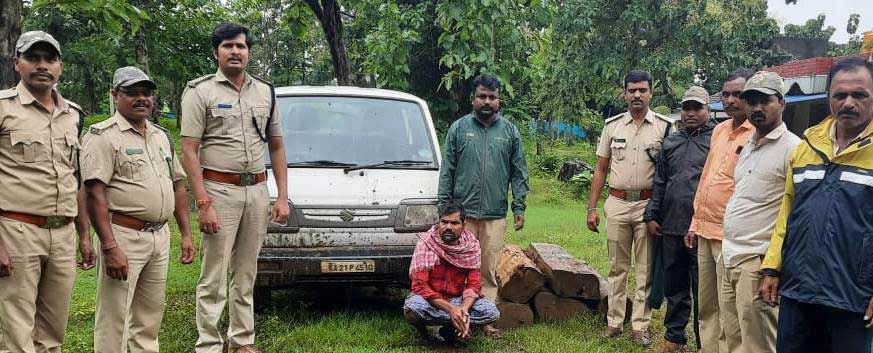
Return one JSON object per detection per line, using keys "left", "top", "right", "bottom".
{"left": 256, "top": 86, "right": 441, "bottom": 305}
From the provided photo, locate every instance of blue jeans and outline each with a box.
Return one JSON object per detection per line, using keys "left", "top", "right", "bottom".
{"left": 403, "top": 294, "right": 499, "bottom": 326}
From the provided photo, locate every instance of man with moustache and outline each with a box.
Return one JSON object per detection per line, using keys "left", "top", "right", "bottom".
{"left": 82, "top": 67, "right": 196, "bottom": 353}
{"left": 588, "top": 70, "right": 674, "bottom": 347}
{"left": 644, "top": 86, "right": 716, "bottom": 352}
{"left": 403, "top": 200, "right": 500, "bottom": 343}
{"left": 181, "top": 23, "right": 290, "bottom": 353}
{"left": 760, "top": 57, "right": 873, "bottom": 353}
{"left": 0, "top": 30, "right": 94, "bottom": 353}
{"left": 437, "top": 74, "right": 529, "bottom": 318}
{"left": 686, "top": 68, "right": 755, "bottom": 353}
{"left": 719, "top": 71, "right": 800, "bottom": 353}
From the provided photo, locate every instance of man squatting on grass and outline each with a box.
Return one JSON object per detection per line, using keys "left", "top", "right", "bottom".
{"left": 403, "top": 200, "right": 500, "bottom": 343}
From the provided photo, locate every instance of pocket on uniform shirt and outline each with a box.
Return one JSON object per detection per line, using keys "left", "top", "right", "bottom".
{"left": 610, "top": 140, "right": 627, "bottom": 161}
{"left": 9, "top": 131, "right": 48, "bottom": 163}
{"left": 117, "top": 152, "right": 148, "bottom": 182}
{"left": 208, "top": 107, "right": 239, "bottom": 137}
{"left": 250, "top": 105, "right": 271, "bottom": 137}
{"left": 65, "top": 133, "right": 81, "bottom": 168}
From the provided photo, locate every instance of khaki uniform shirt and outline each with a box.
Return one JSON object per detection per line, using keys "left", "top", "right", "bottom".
{"left": 80, "top": 113, "right": 186, "bottom": 223}
{"left": 0, "top": 82, "right": 82, "bottom": 217}
{"left": 596, "top": 110, "right": 673, "bottom": 191}
{"left": 180, "top": 70, "right": 282, "bottom": 174}
{"left": 722, "top": 123, "right": 800, "bottom": 267}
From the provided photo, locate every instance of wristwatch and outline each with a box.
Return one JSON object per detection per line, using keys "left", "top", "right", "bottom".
{"left": 196, "top": 199, "right": 212, "bottom": 210}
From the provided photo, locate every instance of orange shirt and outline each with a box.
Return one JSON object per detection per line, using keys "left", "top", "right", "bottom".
{"left": 688, "top": 119, "right": 755, "bottom": 240}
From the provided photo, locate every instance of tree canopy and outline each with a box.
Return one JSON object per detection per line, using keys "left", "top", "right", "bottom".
{"left": 1, "top": 0, "right": 869, "bottom": 131}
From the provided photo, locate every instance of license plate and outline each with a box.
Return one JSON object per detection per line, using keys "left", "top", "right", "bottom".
{"left": 320, "top": 260, "right": 375, "bottom": 273}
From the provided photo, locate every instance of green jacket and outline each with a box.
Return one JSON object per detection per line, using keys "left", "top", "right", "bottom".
{"left": 438, "top": 113, "right": 529, "bottom": 219}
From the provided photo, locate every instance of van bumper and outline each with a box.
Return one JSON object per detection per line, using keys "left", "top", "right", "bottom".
{"left": 256, "top": 245, "right": 414, "bottom": 288}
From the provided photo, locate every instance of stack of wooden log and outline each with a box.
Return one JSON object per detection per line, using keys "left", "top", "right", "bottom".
{"left": 493, "top": 242, "right": 609, "bottom": 329}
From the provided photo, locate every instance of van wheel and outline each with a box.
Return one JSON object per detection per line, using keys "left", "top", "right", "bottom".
{"left": 253, "top": 286, "right": 272, "bottom": 313}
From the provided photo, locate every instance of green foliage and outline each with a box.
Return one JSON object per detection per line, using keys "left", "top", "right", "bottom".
{"left": 532, "top": 150, "right": 563, "bottom": 174}
{"left": 360, "top": 1, "right": 426, "bottom": 91}
{"left": 537, "top": 0, "right": 787, "bottom": 131}
{"left": 33, "top": 0, "right": 150, "bottom": 35}
{"left": 784, "top": 14, "right": 835, "bottom": 40}
{"left": 653, "top": 106, "right": 671, "bottom": 116}
{"left": 569, "top": 171, "right": 593, "bottom": 199}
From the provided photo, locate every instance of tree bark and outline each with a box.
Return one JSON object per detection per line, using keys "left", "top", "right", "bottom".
{"left": 532, "top": 290, "right": 590, "bottom": 322}
{"left": 0, "top": 0, "right": 23, "bottom": 89}
{"left": 304, "top": 0, "right": 352, "bottom": 85}
{"left": 496, "top": 245, "right": 545, "bottom": 303}
{"left": 493, "top": 300, "right": 534, "bottom": 329}
{"left": 525, "top": 243, "right": 604, "bottom": 300}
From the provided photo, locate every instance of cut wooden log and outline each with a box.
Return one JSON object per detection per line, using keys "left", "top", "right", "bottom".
{"left": 524, "top": 243, "right": 603, "bottom": 299}
{"left": 493, "top": 300, "right": 534, "bottom": 329}
{"left": 581, "top": 277, "right": 609, "bottom": 317}
{"left": 496, "top": 245, "right": 545, "bottom": 303}
{"left": 532, "top": 290, "right": 590, "bottom": 322}
{"left": 557, "top": 160, "right": 592, "bottom": 182}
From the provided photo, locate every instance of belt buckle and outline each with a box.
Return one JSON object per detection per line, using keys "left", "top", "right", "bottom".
{"left": 142, "top": 222, "right": 164, "bottom": 232}
{"left": 626, "top": 190, "right": 641, "bottom": 202}
{"left": 239, "top": 173, "right": 254, "bottom": 186}
{"left": 42, "top": 216, "right": 67, "bottom": 229}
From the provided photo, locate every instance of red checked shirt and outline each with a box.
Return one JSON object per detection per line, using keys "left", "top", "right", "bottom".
{"left": 410, "top": 260, "right": 482, "bottom": 300}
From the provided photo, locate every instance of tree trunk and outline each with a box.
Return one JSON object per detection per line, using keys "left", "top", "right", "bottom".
{"left": 0, "top": 0, "right": 22, "bottom": 89}
{"left": 493, "top": 300, "right": 534, "bottom": 329}
{"left": 531, "top": 290, "right": 590, "bottom": 322}
{"left": 496, "top": 245, "right": 545, "bottom": 303}
{"left": 304, "top": 0, "right": 352, "bottom": 85}
{"left": 525, "top": 243, "right": 604, "bottom": 299}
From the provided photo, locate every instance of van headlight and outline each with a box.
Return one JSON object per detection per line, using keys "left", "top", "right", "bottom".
{"left": 267, "top": 199, "right": 299, "bottom": 233}
{"left": 394, "top": 199, "right": 439, "bottom": 232}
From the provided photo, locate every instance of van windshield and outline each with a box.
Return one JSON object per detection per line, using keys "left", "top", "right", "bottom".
{"left": 275, "top": 96, "right": 437, "bottom": 168}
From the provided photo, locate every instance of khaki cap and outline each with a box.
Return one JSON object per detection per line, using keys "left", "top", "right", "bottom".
{"left": 113, "top": 66, "right": 157, "bottom": 90}
{"left": 741, "top": 71, "right": 785, "bottom": 98}
{"left": 681, "top": 86, "right": 710, "bottom": 105}
{"left": 16, "top": 30, "right": 62, "bottom": 56}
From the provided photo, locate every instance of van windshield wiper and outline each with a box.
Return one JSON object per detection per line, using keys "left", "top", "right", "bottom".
{"left": 288, "top": 160, "right": 357, "bottom": 167}
{"left": 343, "top": 160, "right": 434, "bottom": 173}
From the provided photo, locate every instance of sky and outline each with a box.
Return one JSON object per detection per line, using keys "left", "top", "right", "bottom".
{"left": 767, "top": 0, "right": 872, "bottom": 44}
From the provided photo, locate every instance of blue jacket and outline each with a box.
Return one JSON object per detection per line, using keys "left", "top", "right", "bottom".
{"left": 762, "top": 116, "right": 873, "bottom": 313}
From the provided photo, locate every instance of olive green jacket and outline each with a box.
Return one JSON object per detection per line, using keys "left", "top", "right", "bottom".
{"left": 437, "top": 113, "right": 529, "bottom": 219}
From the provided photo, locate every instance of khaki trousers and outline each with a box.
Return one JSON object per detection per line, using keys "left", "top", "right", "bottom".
{"left": 95, "top": 223, "right": 170, "bottom": 353}
{"left": 603, "top": 197, "right": 652, "bottom": 331}
{"left": 195, "top": 181, "right": 268, "bottom": 353}
{"left": 464, "top": 218, "right": 507, "bottom": 301}
{"left": 698, "top": 237, "right": 726, "bottom": 353}
{"left": 0, "top": 217, "right": 76, "bottom": 353}
{"left": 719, "top": 255, "right": 777, "bottom": 353}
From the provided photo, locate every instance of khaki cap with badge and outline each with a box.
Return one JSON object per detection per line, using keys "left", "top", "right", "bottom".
{"left": 741, "top": 71, "right": 786, "bottom": 98}
{"left": 15, "top": 30, "right": 62, "bottom": 55}
{"left": 681, "top": 86, "right": 711, "bottom": 105}
{"left": 113, "top": 66, "right": 158, "bottom": 90}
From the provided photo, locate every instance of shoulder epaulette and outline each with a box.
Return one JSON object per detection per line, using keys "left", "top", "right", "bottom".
{"left": 186, "top": 74, "right": 215, "bottom": 88}
{"left": 250, "top": 74, "right": 274, "bottom": 87}
{"left": 604, "top": 113, "right": 624, "bottom": 125}
{"left": 654, "top": 112, "right": 676, "bottom": 124}
{"left": 88, "top": 118, "right": 117, "bottom": 135}
{"left": 0, "top": 88, "right": 18, "bottom": 100}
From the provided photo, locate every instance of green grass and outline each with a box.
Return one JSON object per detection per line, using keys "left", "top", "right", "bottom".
{"left": 63, "top": 120, "right": 684, "bottom": 352}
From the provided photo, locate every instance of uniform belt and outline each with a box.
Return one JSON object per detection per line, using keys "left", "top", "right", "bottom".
{"left": 0, "top": 211, "right": 72, "bottom": 229}
{"left": 202, "top": 169, "right": 266, "bottom": 186}
{"left": 111, "top": 213, "right": 166, "bottom": 232}
{"left": 608, "top": 188, "right": 653, "bottom": 201}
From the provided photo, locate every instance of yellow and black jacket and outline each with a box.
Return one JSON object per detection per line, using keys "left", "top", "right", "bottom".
{"left": 762, "top": 116, "right": 873, "bottom": 313}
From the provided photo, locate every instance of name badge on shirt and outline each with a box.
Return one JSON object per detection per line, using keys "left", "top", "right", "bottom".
{"left": 125, "top": 148, "right": 144, "bottom": 155}
{"left": 217, "top": 103, "right": 233, "bottom": 109}
{"left": 613, "top": 138, "right": 626, "bottom": 143}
